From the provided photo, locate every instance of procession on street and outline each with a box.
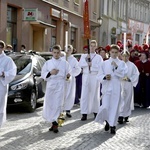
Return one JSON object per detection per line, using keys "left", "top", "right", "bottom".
{"left": 1, "top": 2, "right": 150, "bottom": 150}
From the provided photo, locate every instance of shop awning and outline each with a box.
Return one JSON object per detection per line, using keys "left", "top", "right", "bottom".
{"left": 30, "top": 20, "right": 56, "bottom": 28}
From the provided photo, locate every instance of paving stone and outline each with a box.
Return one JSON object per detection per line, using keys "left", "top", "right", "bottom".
{"left": 0, "top": 105, "right": 150, "bottom": 150}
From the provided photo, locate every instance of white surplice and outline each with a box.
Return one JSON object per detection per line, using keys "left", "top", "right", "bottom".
{"left": 41, "top": 57, "right": 71, "bottom": 123}
{"left": 62, "top": 55, "right": 81, "bottom": 111}
{"left": 79, "top": 53, "right": 103, "bottom": 114}
{"left": 119, "top": 61, "right": 139, "bottom": 117}
{"left": 95, "top": 57, "right": 128, "bottom": 126}
{"left": 0, "top": 51, "right": 16, "bottom": 127}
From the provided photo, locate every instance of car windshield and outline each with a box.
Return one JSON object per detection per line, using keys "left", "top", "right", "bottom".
{"left": 40, "top": 54, "right": 52, "bottom": 61}
{"left": 13, "top": 58, "right": 32, "bottom": 75}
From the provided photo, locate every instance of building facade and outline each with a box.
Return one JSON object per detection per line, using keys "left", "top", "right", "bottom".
{"left": 99, "top": 0, "right": 150, "bottom": 47}
{"left": 0, "top": 0, "right": 100, "bottom": 52}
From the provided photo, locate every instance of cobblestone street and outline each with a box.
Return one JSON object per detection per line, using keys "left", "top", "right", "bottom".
{"left": 0, "top": 105, "right": 150, "bottom": 150}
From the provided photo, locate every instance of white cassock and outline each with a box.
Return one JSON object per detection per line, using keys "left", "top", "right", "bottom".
{"left": 95, "top": 57, "right": 128, "bottom": 127}
{"left": 119, "top": 61, "right": 139, "bottom": 117}
{"left": 41, "top": 57, "right": 71, "bottom": 123}
{"left": 0, "top": 51, "right": 16, "bottom": 127}
{"left": 79, "top": 53, "right": 103, "bottom": 114}
{"left": 62, "top": 55, "right": 81, "bottom": 111}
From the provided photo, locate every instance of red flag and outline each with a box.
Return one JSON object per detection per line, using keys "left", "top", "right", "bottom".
{"left": 83, "top": 0, "right": 91, "bottom": 39}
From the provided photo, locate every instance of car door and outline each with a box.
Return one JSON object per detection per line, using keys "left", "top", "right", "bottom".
{"left": 33, "top": 57, "right": 45, "bottom": 99}
{"left": 37, "top": 57, "right": 46, "bottom": 97}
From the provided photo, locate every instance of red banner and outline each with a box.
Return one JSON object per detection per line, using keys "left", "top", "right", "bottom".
{"left": 83, "top": 0, "right": 91, "bottom": 39}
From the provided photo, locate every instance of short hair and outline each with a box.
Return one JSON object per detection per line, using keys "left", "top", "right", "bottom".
{"left": 68, "top": 45, "right": 73, "bottom": 50}
{"left": 21, "top": 45, "right": 26, "bottom": 49}
{"left": 6, "top": 44, "right": 13, "bottom": 49}
{"left": 90, "top": 40, "right": 97, "bottom": 47}
{"left": 121, "top": 51, "right": 130, "bottom": 56}
{"left": 110, "top": 44, "right": 120, "bottom": 51}
{"left": 52, "top": 45, "right": 61, "bottom": 51}
{"left": 0, "top": 40, "right": 6, "bottom": 48}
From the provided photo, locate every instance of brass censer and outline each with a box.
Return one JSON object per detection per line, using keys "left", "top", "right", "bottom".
{"left": 58, "top": 113, "right": 65, "bottom": 127}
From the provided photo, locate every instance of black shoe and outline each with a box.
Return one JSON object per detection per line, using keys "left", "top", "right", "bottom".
{"left": 49, "top": 125, "right": 53, "bottom": 131}
{"left": 81, "top": 114, "right": 87, "bottom": 121}
{"left": 124, "top": 116, "right": 129, "bottom": 122}
{"left": 110, "top": 126, "right": 116, "bottom": 134}
{"left": 94, "top": 113, "right": 97, "bottom": 118}
{"left": 118, "top": 116, "right": 124, "bottom": 124}
{"left": 53, "top": 125, "right": 59, "bottom": 133}
{"left": 104, "top": 121, "right": 110, "bottom": 131}
{"left": 52, "top": 121, "right": 59, "bottom": 133}
{"left": 66, "top": 112, "right": 72, "bottom": 118}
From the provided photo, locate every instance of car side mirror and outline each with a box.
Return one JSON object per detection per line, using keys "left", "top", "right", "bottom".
{"left": 33, "top": 68, "right": 41, "bottom": 76}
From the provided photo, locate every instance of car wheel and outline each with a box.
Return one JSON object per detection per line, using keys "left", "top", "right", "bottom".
{"left": 26, "top": 90, "right": 37, "bottom": 112}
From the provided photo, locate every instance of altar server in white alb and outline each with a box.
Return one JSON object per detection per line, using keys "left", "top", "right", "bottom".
{"left": 79, "top": 40, "right": 103, "bottom": 121}
{"left": 41, "top": 45, "right": 71, "bottom": 133}
{"left": 0, "top": 40, "right": 16, "bottom": 127}
{"left": 118, "top": 51, "right": 139, "bottom": 124}
{"left": 95, "top": 44, "right": 128, "bottom": 134}
{"left": 63, "top": 45, "right": 81, "bottom": 118}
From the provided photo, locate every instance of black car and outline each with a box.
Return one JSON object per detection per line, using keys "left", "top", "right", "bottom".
{"left": 36, "top": 52, "right": 53, "bottom": 61}
{"left": 8, "top": 52, "right": 46, "bottom": 112}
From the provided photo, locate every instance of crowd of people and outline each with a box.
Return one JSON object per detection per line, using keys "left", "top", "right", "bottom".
{"left": 0, "top": 39, "right": 150, "bottom": 136}
{"left": 41, "top": 39, "right": 149, "bottom": 134}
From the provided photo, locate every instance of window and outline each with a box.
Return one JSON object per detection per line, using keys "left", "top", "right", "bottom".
{"left": 145, "top": 4, "right": 149, "bottom": 22}
{"left": 108, "top": 0, "right": 112, "bottom": 17}
{"left": 64, "top": 0, "right": 70, "bottom": 7}
{"left": 135, "top": 34, "right": 140, "bottom": 44}
{"left": 51, "top": 19, "right": 57, "bottom": 48}
{"left": 13, "top": 58, "right": 32, "bottom": 75}
{"left": 93, "top": 0, "right": 97, "bottom": 13}
{"left": 123, "top": 1, "right": 126, "bottom": 20}
{"left": 103, "top": 0, "right": 108, "bottom": 16}
{"left": 135, "top": 3, "right": 138, "bottom": 20}
{"left": 119, "top": 0, "right": 123, "bottom": 18}
{"left": 128, "top": 0, "right": 131, "bottom": 17}
{"left": 140, "top": 5, "right": 142, "bottom": 21}
{"left": 112, "top": 0, "right": 116, "bottom": 19}
{"left": 71, "top": 27, "right": 77, "bottom": 49}
{"left": 52, "top": 0, "right": 58, "bottom": 3}
{"left": 7, "top": 6, "right": 17, "bottom": 51}
{"left": 74, "top": 0, "right": 79, "bottom": 5}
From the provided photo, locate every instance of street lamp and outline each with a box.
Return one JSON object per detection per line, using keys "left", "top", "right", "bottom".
{"left": 91, "top": 17, "right": 103, "bottom": 30}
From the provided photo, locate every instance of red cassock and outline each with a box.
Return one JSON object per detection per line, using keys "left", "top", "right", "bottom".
{"left": 135, "top": 60, "right": 150, "bottom": 107}
{"left": 129, "top": 56, "right": 139, "bottom": 64}
{"left": 135, "top": 60, "right": 150, "bottom": 74}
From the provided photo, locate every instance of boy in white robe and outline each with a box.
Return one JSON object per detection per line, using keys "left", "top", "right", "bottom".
{"left": 0, "top": 40, "right": 16, "bottom": 127}
{"left": 95, "top": 44, "right": 128, "bottom": 134}
{"left": 63, "top": 45, "right": 81, "bottom": 117}
{"left": 41, "top": 45, "right": 71, "bottom": 133}
{"left": 79, "top": 40, "right": 103, "bottom": 120}
{"left": 118, "top": 51, "right": 139, "bottom": 124}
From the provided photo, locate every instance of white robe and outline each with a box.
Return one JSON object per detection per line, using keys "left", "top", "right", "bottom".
{"left": 95, "top": 57, "right": 128, "bottom": 126}
{"left": 119, "top": 61, "right": 139, "bottom": 117}
{"left": 0, "top": 51, "right": 16, "bottom": 127}
{"left": 79, "top": 53, "right": 103, "bottom": 114}
{"left": 41, "top": 57, "right": 71, "bottom": 123}
{"left": 62, "top": 55, "right": 81, "bottom": 111}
